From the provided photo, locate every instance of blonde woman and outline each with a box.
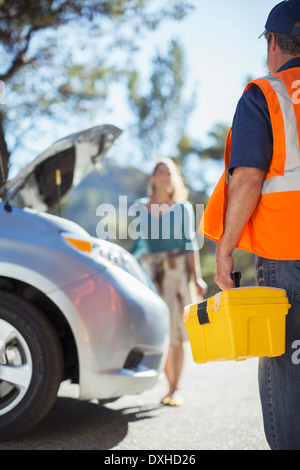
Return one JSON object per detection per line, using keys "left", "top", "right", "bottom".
{"left": 131, "top": 158, "right": 207, "bottom": 406}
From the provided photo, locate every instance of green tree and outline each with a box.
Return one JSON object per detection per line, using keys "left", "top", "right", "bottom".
{"left": 0, "top": 0, "right": 193, "bottom": 185}
{"left": 128, "top": 39, "right": 195, "bottom": 159}
{"left": 200, "top": 123, "right": 230, "bottom": 161}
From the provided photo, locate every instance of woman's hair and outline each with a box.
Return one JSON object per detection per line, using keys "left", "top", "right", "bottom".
{"left": 148, "top": 157, "right": 189, "bottom": 202}
{"left": 265, "top": 21, "right": 300, "bottom": 56}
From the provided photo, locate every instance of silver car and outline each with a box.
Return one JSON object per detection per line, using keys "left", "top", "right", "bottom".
{"left": 0, "top": 125, "right": 170, "bottom": 440}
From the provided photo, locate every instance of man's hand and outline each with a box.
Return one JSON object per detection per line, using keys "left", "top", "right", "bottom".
{"left": 215, "top": 240, "right": 234, "bottom": 291}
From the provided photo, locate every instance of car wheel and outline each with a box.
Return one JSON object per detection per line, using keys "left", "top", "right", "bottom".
{"left": 0, "top": 291, "right": 63, "bottom": 440}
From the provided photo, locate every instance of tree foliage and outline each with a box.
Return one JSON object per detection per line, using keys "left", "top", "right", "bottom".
{"left": 0, "top": 0, "right": 193, "bottom": 185}
{"left": 128, "top": 39, "right": 195, "bottom": 159}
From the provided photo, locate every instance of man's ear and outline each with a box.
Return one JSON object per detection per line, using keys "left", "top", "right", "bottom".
{"left": 270, "top": 32, "right": 278, "bottom": 52}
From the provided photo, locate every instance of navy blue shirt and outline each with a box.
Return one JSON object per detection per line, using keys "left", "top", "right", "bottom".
{"left": 228, "top": 58, "right": 300, "bottom": 174}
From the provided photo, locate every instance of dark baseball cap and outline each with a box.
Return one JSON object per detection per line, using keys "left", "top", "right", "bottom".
{"left": 259, "top": 0, "right": 300, "bottom": 38}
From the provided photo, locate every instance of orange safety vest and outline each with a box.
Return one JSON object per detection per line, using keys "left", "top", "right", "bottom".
{"left": 199, "top": 67, "right": 300, "bottom": 260}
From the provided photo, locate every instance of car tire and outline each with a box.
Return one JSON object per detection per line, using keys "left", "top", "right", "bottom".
{"left": 0, "top": 291, "right": 63, "bottom": 440}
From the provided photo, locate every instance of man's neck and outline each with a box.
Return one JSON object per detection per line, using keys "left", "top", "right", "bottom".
{"left": 276, "top": 54, "right": 300, "bottom": 72}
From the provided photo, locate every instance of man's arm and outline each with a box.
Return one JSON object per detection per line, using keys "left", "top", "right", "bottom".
{"left": 215, "top": 166, "right": 265, "bottom": 291}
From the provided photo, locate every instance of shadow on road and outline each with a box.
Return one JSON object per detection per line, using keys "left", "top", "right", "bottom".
{"left": 0, "top": 396, "right": 162, "bottom": 450}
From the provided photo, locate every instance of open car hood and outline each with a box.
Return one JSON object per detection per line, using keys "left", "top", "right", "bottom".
{"left": 0, "top": 124, "right": 122, "bottom": 211}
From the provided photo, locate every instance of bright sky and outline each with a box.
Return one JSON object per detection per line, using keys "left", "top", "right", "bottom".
{"left": 7, "top": 0, "right": 282, "bottom": 177}
{"left": 134, "top": 0, "right": 280, "bottom": 145}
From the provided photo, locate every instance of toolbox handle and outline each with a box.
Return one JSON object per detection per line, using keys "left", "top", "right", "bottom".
{"left": 231, "top": 271, "right": 242, "bottom": 288}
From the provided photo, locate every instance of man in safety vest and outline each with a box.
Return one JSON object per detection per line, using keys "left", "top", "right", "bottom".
{"left": 199, "top": 0, "right": 300, "bottom": 450}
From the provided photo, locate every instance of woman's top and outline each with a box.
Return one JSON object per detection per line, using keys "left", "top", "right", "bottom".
{"left": 130, "top": 199, "right": 198, "bottom": 259}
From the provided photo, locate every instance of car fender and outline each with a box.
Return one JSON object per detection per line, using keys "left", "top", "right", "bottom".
{"left": 0, "top": 261, "right": 92, "bottom": 385}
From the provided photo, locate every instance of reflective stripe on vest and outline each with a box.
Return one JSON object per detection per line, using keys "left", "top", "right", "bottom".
{"left": 261, "top": 75, "right": 300, "bottom": 195}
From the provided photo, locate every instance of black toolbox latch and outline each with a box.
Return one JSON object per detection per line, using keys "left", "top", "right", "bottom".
{"left": 197, "top": 300, "right": 210, "bottom": 325}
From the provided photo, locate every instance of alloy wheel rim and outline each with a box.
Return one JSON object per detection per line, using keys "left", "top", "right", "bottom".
{"left": 0, "top": 319, "right": 33, "bottom": 415}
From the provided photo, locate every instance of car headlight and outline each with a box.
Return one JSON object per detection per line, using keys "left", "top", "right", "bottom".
{"left": 61, "top": 232, "right": 154, "bottom": 290}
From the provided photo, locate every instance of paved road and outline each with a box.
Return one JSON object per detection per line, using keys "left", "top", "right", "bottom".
{"left": 0, "top": 344, "right": 269, "bottom": 451}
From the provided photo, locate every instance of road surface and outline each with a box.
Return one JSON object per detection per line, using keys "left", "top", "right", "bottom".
{"left": 0, "top": 344, "right": 269, "bottom": 450}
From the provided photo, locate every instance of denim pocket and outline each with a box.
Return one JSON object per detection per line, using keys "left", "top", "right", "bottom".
{"left": 256, "top": 257, "right": 300, "bottom": 299}
{"left": 275, "top": 260, "right": 300, "bottom": 299}
{"left": 272, "top": 260, "right": 300, "bottom": 299}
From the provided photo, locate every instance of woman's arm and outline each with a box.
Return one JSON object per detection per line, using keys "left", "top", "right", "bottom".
{"left": 186, "top": 250, "right": 207, "bottom": 298}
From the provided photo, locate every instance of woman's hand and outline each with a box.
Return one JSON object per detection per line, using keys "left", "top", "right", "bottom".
{"left": 196, "top": 277, "right": 208, "bottom": 298}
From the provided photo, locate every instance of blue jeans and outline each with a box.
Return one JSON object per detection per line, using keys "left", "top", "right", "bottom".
{"left": 256, "top": 257, "right": 300, "bottom": 450}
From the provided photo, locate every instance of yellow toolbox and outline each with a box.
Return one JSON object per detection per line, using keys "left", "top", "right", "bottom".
{"left": 183, "top": 272, "right": 290, "bottom": 364}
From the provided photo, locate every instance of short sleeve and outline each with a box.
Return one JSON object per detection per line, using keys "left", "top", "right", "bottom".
{"left": 228, "top": 84, "right": 273, "bottom": 174}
